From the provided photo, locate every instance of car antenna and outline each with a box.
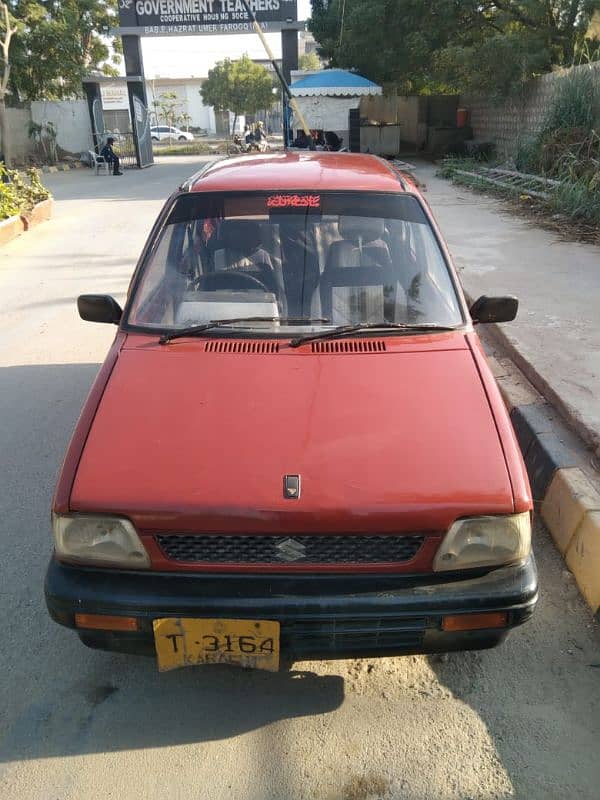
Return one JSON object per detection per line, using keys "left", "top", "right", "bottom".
{"left": 239, "top": 0, "right": 316, "bottom": 151}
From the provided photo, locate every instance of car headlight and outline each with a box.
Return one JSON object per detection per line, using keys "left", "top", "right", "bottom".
{"left": 433, "top": 512, "right": 531, "bottom": 572}
{"left": 52, "top": 514, "right": 150, "bottom": 568}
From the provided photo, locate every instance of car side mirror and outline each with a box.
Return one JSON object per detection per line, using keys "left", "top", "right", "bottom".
{"left": 469, "top": 295, "right": 518, "bottom": 324}
{"left": 77, "top": 294, "right": 122, "bottom": 324}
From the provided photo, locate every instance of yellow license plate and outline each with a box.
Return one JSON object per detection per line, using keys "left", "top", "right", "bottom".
{"left": 153, "top": 618, "right": 280, "bottom": 672}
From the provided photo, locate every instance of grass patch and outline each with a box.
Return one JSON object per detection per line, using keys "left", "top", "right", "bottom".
{"left": 551, "top": 171, "right": 600, "bottom": 223}
{"left": 153, "top": 141, "right": 228, "bottom": 156}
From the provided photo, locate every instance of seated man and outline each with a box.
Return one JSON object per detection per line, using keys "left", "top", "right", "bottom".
{"left": 100, "top": 137, "right": 123, "bottom": 176}
{"left": 292, "top": 130, "right": 309, "bottom": 149}
{"left": 324, "top": 131, "right": 343, "bottom": 151}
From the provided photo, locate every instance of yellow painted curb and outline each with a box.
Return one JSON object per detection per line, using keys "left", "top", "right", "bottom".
{"left": 541, "top": 468, "right": 600, "bottom": 555}
{"left": 565, "top": 511, "right": 600, "bottom": 614}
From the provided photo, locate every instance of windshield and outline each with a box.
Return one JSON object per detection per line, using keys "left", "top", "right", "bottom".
{"left": 126, "top": 191, "right": 464, "bottom": 334}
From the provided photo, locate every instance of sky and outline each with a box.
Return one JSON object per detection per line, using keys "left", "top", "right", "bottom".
{"left": 140, "top": 0, "right": 313, "bottom": 79}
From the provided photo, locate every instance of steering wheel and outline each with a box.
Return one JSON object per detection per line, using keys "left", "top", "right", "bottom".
{"left": 196, "top": 270, "right": 270, "bottom": 293}
{"left": 197, "top": 264, "right": 288, "bottom": 314}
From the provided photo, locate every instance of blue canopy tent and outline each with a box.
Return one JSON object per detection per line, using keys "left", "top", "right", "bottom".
{"left": 291, "top": 69, "right": 382, "bottom": 97}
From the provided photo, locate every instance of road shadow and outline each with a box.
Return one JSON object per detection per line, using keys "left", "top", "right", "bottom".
{"left": 0, "top": 362, "right": 344, "bottom": 766}
{"left": 427, "top": 534, "right": 600, "bottom": 799}
{"left": 1, "top": 660, "right": 344, "bottom": 763}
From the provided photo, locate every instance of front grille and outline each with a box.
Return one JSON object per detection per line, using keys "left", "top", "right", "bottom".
{"left": 282, "top": 616, "right": 426, "bottom": 655}
{"left": 155, "top": 533, "right": 424, "bottom": 565}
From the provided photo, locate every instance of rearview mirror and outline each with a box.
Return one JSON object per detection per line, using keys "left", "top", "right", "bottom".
{"left": 77, "top": 294, "right": 122, "bottom": 324}
{"left": 469, "top": 295, "right": 518, "bottom": 324}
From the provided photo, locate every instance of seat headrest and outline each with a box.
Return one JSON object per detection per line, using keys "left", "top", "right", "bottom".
{"left": 220, "top": 220, "right": 262, "bottom": 252}
{"left": 339, "top": 216, "right": 385, "bottom": 242}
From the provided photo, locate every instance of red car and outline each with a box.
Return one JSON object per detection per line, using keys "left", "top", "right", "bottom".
{"left": 45, "top": 153, "right": 537, "bottom": 672}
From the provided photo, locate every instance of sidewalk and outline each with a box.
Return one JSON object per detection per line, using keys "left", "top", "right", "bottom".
{"left": 414, "top": 162, "right": 600, "bottom": 452}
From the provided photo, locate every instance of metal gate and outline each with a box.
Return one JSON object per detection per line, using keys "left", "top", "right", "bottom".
{"left": 132, "top": 96, "right": 154, "bottom": 168}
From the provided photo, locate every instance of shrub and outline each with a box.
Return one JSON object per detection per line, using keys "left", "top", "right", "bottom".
{"left": 0, "top": 166, "right": 22, "bottom": 220}
{"left": 0, "top": 165, "right": 52, "bottom": 220}
{"left": 543, "top": 69, "right": 598, "bottom": 135}
{"left": 515, "top": 68, "right": 600, "bottom": 176}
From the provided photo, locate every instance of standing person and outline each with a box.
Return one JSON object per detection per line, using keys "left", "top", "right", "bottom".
{"left": 100, "top": 137, "right": 123, "bottom": 176}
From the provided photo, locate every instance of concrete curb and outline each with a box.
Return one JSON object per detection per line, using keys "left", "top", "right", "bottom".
{"left": 0, "top": 215, "right": 25, "bottom": 246}
{"left": 493, "top": 351, "right": 600, "bottom": 617}
{"left": 20, "top": 198, "right": 54, "bottom": 231}
{"left": 487, "top": 314, "right": 598, "bottom": 455}
{"left": 0, "top": 201, "right": 53, "bottom": 248}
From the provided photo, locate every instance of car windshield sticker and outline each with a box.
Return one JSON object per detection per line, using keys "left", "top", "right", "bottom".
{"left": 267, "top": 194, "right": 321, "bottom": 209}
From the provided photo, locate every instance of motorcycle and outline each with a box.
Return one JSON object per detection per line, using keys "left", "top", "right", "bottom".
{"left": 228, "top": 133, "right": 270, "bottom": 155}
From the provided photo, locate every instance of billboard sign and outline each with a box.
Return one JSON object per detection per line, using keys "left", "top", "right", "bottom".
{"left": 117, "top": 0, "right": 298, "bottom": 36}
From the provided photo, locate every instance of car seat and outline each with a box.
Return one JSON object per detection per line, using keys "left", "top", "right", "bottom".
{"left": 312, "top": 217, "right": 404, "bottom": 323}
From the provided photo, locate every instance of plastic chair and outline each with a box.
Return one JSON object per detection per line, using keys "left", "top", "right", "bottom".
{"left": 89, "top": 150, "right": 110, "bottom": 176}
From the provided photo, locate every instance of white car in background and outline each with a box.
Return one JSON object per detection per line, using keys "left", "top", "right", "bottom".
{"left": 150, "top": 126, "right": 194, "bottom": 142}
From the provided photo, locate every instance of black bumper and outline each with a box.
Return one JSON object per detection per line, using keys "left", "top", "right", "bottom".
{"left": 45, "top": 556, "right": 538, "bottom": 659}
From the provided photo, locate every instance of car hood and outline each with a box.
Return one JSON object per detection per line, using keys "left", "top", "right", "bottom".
{"left": 70, "top": 335, "right": 514, "bottom": 532}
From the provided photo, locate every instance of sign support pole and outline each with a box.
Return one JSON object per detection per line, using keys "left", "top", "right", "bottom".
{"left": 281, "top": 28, "right": 299, "bottom": 148}
{"left": 83, "top": 81, "right": 103, "bottom": 153}
{"left": 122, "top": 35, "right": 154, "bottom": 168}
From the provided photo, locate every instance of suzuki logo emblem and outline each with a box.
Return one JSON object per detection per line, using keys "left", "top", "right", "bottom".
{"left": 276, "top": 538, "right": 306, "bottom": 562}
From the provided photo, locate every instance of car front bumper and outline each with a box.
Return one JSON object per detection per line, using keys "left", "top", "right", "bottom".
{"left": 45, "top": 556, "right": 538, "bottom": 660}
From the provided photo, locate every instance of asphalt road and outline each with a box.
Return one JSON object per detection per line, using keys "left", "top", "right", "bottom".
{"left": 1, "top": 157, "right": 598, "bottom": 800}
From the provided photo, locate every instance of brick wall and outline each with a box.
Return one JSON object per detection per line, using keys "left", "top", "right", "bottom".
{"left": 461, "top": 61, "right": 600, "bottom": 158}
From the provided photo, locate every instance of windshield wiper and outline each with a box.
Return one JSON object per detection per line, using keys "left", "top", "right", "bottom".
{"left": 159, "top": 317, "right": 330, "bottom": 344}
{"left": 289, "top": 322, "right": 459, "bottom": 348}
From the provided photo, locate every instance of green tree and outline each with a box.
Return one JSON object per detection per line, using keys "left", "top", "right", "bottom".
{"left": 436, "top": 1, "right": 600, "bottom": 96}
{"left": 309, "top": 0, "right": 600, "bottom": 96}
{"left": 7, "top": 0, "right": 120, "bottom": 101}
{"left": 156, "top": 91, "right": 182, "bottom": 137}
{"left": 299, "top": 51, "right": 321, "bottom": 71}
{"left": 201, "top": 54, "right": 276, "bottom": 136}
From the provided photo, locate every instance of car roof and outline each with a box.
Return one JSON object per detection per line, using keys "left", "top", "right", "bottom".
{"left": 187, "top": 152, "right": 412, "bottom": 194}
